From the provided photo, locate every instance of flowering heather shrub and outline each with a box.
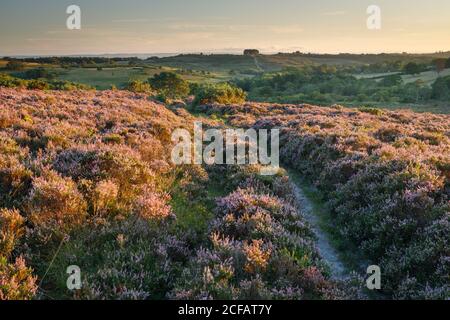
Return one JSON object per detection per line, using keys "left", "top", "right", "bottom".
{"left": 92, "top": 180, "right": 119, "bottom": 217}
{"left": 47, "top": 217, "right": 189, "bottom": 300}
{"left": 0, "top": 209, "right": 25, "bottom": 257}
{"left": 0, "top": 87, "right": 364, "bottom": 300}
{"left": 207, "top": 101, "right": 450, "bottom": 299}
{"left": 26, "top": 169, "right": 87, "bottom": 235}
{"left": 134, "top": 190, "right": 173, "bottom": 221}
{"left": 0, "top": 256, "right": 37, "bottom": 300}
{"left": 171, "top": 183, "right": 350, "bottom": 300}
{"left": 0, "top": 88, "right": 197, "bottom": 299}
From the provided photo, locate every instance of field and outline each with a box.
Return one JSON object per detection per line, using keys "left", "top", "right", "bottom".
{"left": 0, "top": 87, "right": 448, "bottom": 300}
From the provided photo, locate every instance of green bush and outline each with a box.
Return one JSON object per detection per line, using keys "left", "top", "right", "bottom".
{"left": 193, "top": 83, "right": 247, "bottom": 105}
{"left": 0, "top": 74, "right": 26, "bottom": 88}
{"left": 148, "top": 72, "right": 189, "bottom": 99}
{"left": 0, "top": 73, "right": 92, "bottom": 91}
{"left": 125, "top": 80, "right": 153, "bottom": 94}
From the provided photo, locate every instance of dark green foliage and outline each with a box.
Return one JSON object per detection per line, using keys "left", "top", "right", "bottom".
{"left": 0, "top": 73, "right": 92, "bottom": 91}
{"left": 148, "top": 72, "right": 189, "bottom": 99}
{"left": 403, "top": 62, "right": 423, "bottom": 75}
{"left": 432, "top": 76, "right": 450, "bottom": 100}
{"left": 23, "top": 67, "right": 56, "bottom": 80}
{"left": 193, "top": 83, "right": 247, "bottom": 105}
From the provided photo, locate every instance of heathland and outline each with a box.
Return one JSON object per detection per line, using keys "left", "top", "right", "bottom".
{"left": 0, "top": 52, "right": 449, "bottom": 300}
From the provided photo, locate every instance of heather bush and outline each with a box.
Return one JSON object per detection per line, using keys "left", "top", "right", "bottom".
{"left": 46, "top": 217, "right": 189, "bottom": 300}
{"left": 0, "top": 209, "right": 25, "bottom": 257}
{"left": 25, "top": 169, "right": 87, "bottom": 235}
{"left": 0, "top": 256, "right": 37, "bottom": 300}
{"left": 134, "top": 189, "right": 173, "bottom": 221}
{"left": 171, "top": 182, "right": 348, "bottom": 300}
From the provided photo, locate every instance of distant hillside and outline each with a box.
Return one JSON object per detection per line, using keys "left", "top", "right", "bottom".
{"left": 147, "top": 52, "right": 450, "bottom": 72}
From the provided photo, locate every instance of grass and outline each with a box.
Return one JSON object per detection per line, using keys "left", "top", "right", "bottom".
{"left": 53, "top": 65, "right": 240, "bottom": 89}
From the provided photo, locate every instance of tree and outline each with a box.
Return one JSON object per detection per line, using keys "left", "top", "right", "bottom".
{"left": 433, "top": 59, "right": 447, "bottom": 75}
{"left": 403, "top": 62, "right": 421, "bottom": 75}
{"left": 446, "top": 58, "right": 450, "bottom": 69}
{"left": 244, "top": 49, "right": 260, "bottom": 56}
{"left": 432, "top": 76, "right": 450, "bottom": 100}
{"left": 148, "top": 72, "right": 189, "bottom": 99}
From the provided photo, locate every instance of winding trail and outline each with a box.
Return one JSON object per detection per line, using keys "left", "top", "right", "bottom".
{"left": 290, "top": 181, "right": 347, "bottom": 280}
{"left": 253, "top": 56, "right": 264, "bottom": 72}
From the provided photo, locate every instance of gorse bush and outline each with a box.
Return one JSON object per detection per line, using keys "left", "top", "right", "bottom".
{"left": 125, "top": 80, "right": 153, "bottom": 94}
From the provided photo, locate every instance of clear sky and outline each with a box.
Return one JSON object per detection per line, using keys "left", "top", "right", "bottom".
{"left": 1, "top": 0, "right": 450, "bottom": 56}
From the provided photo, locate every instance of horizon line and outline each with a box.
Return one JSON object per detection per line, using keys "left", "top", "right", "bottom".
{"left": 2, "top": 50, "right": 450, "bottom": 59}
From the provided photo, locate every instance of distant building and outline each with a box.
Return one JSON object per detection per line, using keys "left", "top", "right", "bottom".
{"left": 244, "top": 49, "right": 260, "bottom": 56}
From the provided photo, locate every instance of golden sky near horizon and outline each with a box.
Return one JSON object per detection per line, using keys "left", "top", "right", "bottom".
{"left": 1, "top": 0, "right": 450, "bottom": 55}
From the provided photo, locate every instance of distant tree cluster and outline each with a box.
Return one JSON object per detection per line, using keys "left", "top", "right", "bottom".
{"left": 234, "top": 64, "right": 450, "bottom": 105}
{"left": 0, "top": 73, "right": 92, "bottom": 91}
{"left": 3, "top": 56, "right": 137, "bottom": 68}
{"left": 243, "top": 49, "right": 260, "bottom": 56}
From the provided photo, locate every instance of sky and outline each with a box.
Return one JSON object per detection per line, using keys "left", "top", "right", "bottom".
{"left": 1, "top": 0, "right": 450, "bottom": 56}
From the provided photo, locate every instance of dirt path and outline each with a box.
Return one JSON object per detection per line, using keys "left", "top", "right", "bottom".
{"left": 290, "top": 181, "right": 347, "bottom": 280}
{"left": 253, "top": 56, "right": 264, "bottom": 72}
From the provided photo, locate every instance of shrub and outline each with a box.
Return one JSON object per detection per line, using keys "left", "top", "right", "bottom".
{"left": 134, "top": 190, "right": 173, "bottom": 221}
{"left": 26, "top": 170, "right": 87, "bottom": 235}
{"left": 148, "top": 72, "right": 189, "bottom": 99}
{"left": 0, "top": 256, "right": 37, "bottom": 300}
{"left": 193, "top": 83, "right": 247, "bottom": 105}
{"left": 26, "top": 79, "right": 50, "bottom": 90}
{"left": 125, "top": 80, "right": 153, "bottom": 94}
{"left": 0, "top": 209, "right": 25, "bottom": 257}
{"left": 0, "top": 73, "right": 26, "bottom": 88}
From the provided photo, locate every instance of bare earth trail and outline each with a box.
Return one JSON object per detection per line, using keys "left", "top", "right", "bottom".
{"left": 289, "top": 178, "right": 348, "bottom": 280}
{"left": 253, "top": 56, "right": 264, "bottom": 72}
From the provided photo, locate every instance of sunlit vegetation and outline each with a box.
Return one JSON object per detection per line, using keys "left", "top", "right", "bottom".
{"left": 0, "top": 88, "right": 364, "bottom": 300}
{"left": 201, "top": 102, "right": 450, "bottom": 299}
